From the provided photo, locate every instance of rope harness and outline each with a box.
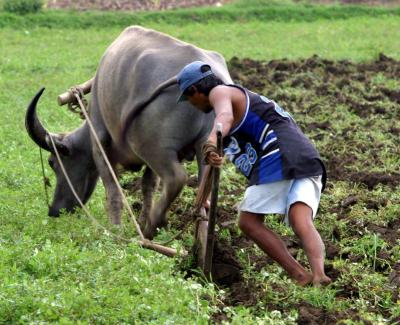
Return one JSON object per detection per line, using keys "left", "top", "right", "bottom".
{"left": 38, "top": 87, "right": 203, "bottom": 253}
{"left": 67, "top": 86, "right": 87, "bottom": 120}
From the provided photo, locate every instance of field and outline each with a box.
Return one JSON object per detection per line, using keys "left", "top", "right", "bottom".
{"left": 0, "top": 0, "right": 399, "bottom": 323}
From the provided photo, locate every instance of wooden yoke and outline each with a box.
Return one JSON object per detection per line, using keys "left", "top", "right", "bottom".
{"left": 57, "top": 78, "right": 93, "bottom": 106}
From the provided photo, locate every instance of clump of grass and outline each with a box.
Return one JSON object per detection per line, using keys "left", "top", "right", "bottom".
{"left": 3, "top": 0, "right": 43, "bottom": 14}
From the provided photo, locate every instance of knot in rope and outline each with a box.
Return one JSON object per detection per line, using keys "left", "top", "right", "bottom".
{"left": 67, "top": 87, "right": 88, "bottom": 119}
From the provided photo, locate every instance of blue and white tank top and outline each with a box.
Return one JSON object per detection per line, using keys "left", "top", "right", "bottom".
{"left": 223, "top": 85, "right": 326, "bottom": 190}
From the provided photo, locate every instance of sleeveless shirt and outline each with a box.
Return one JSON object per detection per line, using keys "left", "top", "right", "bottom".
{"left": 223, "top": 85, "right": 326, "bottom": 190}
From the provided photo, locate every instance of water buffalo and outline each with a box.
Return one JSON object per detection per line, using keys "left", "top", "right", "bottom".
{"left": 25, "top": 26, "right": 232, "bottom": 239}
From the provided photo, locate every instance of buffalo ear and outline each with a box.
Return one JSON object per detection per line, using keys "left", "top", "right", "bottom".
{"left": 45, "top": 134, "right": 71, "bottom": 156}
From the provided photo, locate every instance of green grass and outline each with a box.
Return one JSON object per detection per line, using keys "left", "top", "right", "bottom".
{"left": 0, "top": 1, "right": 399, "bottom": 29}
{"left": 1, "top": 1, "right": 400, "bottom": 323}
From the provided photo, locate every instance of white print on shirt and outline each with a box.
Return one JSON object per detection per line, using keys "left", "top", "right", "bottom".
{"left": 234, "top": 143, "right": 258, "bottom": 177}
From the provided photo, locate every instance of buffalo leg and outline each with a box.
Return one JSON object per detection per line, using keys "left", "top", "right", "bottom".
{"left": 92, "top": 144, "right": 123, "bottom": 225}
{"left": 139, "top": 166, "right": 159, "bottom": 229}
{"left": 88, "top": 96, "right": 123, "bottom": 225}
{"left": 144, "top": 158, "right": 187, "bottom": 239}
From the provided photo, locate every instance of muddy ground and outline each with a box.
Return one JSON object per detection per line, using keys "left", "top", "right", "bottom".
{"left": 228, "top": 54, "right": 400, "bottom": 190}
{"left": 46, "top": 0, "right": 228, "bottom": 11}
{"left": 151, "top": 55, "right": 400, "bottom": 324}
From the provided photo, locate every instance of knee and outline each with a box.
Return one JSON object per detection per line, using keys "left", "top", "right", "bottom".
{"left": 289, "top": 213, "right": 315, "bottom": 238}
{"left": 238, "top": 216, "right": 249, "bottom": 233}
{"left": 157, "top": 166, "right": 187, "bottom": 205}
{"left": 168, "top": 166, "right": 187, "bottom": 188}
{"left": 289, "top": 203, "right": 313, "bottom": 228}
{"left": 238, "top": 213, "right": 261, "bottom": 235}
{"left": 176, "top": 168, "right": 188, "bottom": 186}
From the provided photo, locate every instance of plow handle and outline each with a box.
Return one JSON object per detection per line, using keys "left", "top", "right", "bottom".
{"left": 203, "top": 123, "right": 223, "bottom": 278}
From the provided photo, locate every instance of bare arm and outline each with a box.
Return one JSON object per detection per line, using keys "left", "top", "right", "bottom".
{"left": 208, "top": 86, "right": 234, "bottom": 144}
{"left": 202, "top": 86, "right": 234, "bottom": 167}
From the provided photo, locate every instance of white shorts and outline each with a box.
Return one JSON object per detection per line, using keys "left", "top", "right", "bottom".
{"left": 239, "top": 176, "right": 323, "bottom": 226}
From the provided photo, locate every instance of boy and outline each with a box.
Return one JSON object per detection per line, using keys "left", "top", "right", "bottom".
{"left": 177, "top": 61, "right": 331, "bottom": 286}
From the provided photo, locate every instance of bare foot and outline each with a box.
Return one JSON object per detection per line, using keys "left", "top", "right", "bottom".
{"left": 312, "top": 275, "right": 332, "bottom": 287}
{"left": 296, "top": 272, "right": 313, "bottom": 287}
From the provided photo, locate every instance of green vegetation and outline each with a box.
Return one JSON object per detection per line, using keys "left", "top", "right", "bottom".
{"left": 0, "top": 0, "right": 399, "bottom": 323}
{"left": 2, "top": 0, "right": 43, "bottom": 14}
{"left": 1, "top": 16, "right": 399, "bottom": 64}
{"left": 0, "top": 1, "right": 399, "bottom": 29}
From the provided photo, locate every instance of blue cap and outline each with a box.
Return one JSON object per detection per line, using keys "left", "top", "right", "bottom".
{"left": 177, "top": 61, "right": 214, "bottom": 102}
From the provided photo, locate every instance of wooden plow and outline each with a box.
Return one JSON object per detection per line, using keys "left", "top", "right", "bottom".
{"left": 194, "top": 124, "right": 240, "bottom": 281}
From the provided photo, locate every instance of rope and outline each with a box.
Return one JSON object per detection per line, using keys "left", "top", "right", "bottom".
{"left": 39, "top": 148, "right": 51, "bottom": 208}
{"left": 42, "top": 88, "right": 194, "bottom": 253}
{"left": 158, "top": 214, "right": 197, "bottom": 246}
{"left": 67, "top": 87, "right": 86, "bottom": 119}
{"left": 157, "top": 206, "right": 210, "bottom": 246}
{"left": 47, "top": 134, "right": 132, "bottom": 243}
{"left": 71, "top": 90, "right": 147, "bottom": 240}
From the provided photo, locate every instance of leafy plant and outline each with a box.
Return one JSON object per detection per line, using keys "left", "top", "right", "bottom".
{"left": 341, "top": 233, "right": 388, "bottom": 270}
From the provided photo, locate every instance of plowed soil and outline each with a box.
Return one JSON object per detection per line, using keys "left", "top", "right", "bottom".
{"left": 164, "top": 55, "right": 400, "bottom": 324}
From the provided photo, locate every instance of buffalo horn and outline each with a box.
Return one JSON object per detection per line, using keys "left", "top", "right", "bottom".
{"left": 25, "top": 88, "right": 69, "bottom": 155}
{"left": 25, "top": 88, "right": 53, "bottom": 151}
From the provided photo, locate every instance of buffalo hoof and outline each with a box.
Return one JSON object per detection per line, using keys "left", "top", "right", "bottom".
{"left": 48, "top": 207, "right": 61, "bottom": 217}
{"left": 149, "top": 214, "right": 168, "bottom": 229}
{"left": 143, "top": 224, "right": 157, "bottom": 240}
{"left": 158, "top": 218, "right": 168, "bottom": 228}
{"left": 143, "top": 216, "right": 168, "bottom": 240}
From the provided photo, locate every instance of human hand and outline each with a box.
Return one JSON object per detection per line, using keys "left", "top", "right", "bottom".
{"left": 202, "top": 141, "right": 223, "bottom": 167}
{"left": 207, "top": 151, "right": 224, "bottom": 167}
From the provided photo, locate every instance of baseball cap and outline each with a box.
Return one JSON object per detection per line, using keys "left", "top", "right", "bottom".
{"left": 177, "top": 61, "right": 214, "bottom": 102}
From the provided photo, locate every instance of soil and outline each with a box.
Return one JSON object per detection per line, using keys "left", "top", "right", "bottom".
{"left": 228, "top": 54, "right": 400, "bottom": 190}
{"left": 121, "top": 53, "right": 399, "bottom": 324}
{"left": 167, "top": 54, "right": 400, "bottom": 324}
{"left": 46, "top": 0, "right": 229, "bottom": 11}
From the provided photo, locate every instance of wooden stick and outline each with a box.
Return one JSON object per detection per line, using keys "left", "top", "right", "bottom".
{"left": 139, "top": 239, "right": 188, "bottom": 258}
{"left": 194, "top": 164, "right": 212, "bottom": 211}
{"left": 195, "top": 207, "right": 208, "bottom": 269}
{"left": 203, "top": 123, "right": 223, "bottom": 278}
{"left": 57, "top": 78, "right": 93, "bottom": 106}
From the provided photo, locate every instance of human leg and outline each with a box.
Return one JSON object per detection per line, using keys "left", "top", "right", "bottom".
{"left": 239, "top": 210, "right": 312, "bottom": 286}
{"left": 288, "top": 202, "right": 331, "bottom": 286}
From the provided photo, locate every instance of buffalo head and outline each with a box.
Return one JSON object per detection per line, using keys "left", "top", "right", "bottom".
{"left": 25, "top": 88, "right": 99, "bottom": 217}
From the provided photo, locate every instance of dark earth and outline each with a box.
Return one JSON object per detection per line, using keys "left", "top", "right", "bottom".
{"left": 122, "top": 54, "right": 400, "bottom": 324}
{"left": 162, "top": 54, "right": 399, "bottom": 324}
